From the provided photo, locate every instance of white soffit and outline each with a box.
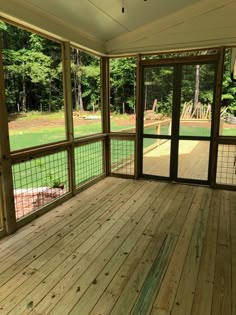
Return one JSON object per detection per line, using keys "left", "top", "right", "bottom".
{"left": 106, "top": 0, "right": 236, "bottom": 54}
{"left": 0, "top": 0, "right": 235, "bottom": 55}
{"left": 0, "top": 0, "right": 106, "bottom": 54}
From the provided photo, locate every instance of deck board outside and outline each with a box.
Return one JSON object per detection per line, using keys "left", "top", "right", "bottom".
{"left": 0, "top": 177, "right": 235, "bottom": 315}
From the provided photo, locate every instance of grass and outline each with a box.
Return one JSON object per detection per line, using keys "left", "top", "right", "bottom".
{"left": 13, "top": 143, "right": 105, "bottom": 189}
{"left": 9, "top": 111, "right": 65, "bottom": 121}
{"left": 9, "top": 119, "right": 135, "bottom": 151}
{"left": 10, "top": 128, "right": 66, "bottom": 151}
{"left": 9, "top": 114, "right": 236, "bottom": 191}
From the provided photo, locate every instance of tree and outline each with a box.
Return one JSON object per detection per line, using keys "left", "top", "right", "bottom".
{"left": 71, "top": 48, "right": 84, "bottom": 111}
{"left": 110, "top": 57, "right": 136, "bottom": 113}
{"left": 222, "top": 49, "right": 236, "bottom": 115}
{"left": 81, "top": 64, "right": 100, "bottom": 112}
{"left": 194, "top": 65, "right": 200, "bottom": 106}
{"left": 5, "top": 48, "right": 52, "bottom": 111}
{"left": 2, "top": 23, "right": 63, "bottom": 112}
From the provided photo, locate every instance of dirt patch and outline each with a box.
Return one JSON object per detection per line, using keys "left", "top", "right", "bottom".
{"left": 8, "top": 114, "right": 236, "bottom": 132}
{"left": 8, "top": 115, "right": 101, "bottom": 131}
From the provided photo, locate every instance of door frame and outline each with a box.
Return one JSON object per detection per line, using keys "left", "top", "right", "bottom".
{"left": 137, "top": 54, "right": 220, "bottom": 185}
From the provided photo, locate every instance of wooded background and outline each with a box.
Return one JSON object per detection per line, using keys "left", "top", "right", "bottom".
{"left": 1, "top": 21, "right": 235, "bottom": 116}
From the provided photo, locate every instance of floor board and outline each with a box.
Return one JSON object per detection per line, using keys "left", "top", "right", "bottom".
{"left": 0, "top": 177, "right": 235, "bottom": 315}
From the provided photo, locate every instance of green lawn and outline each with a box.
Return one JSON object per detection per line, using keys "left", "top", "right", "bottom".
{"left": 13, "top": 142, "right": 104, "bottom": 189}
{"left": 9, "top": 117, "right": 236, "bottom": 191}
{"left": 9, "top": 121, "right": 135, "bottom": 151}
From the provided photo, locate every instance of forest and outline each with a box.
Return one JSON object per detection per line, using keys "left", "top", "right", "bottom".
{"left": 1, "top": 20, "right": 236, "bottom": 117}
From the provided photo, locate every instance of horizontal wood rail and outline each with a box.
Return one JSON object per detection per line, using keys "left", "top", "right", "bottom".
{"left": 108, "top": 133, "right": 136, "bottom": 140}
{"left": 11, "top": 134, "right": 106, "bottom": 164}
{"left": 111, "top": 119, "right": 171, "bottom": 135}
{"left": 141, "top": 54, "right": 219, "bottom": 66}
{"left": 11, "top": 142, "right": 70, "bottom": 164}
{"left": 74, "top": 134, "right": 106, "bottom": 146}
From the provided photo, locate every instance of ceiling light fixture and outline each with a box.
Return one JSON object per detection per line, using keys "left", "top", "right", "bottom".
{"left": 122, "top": 0, "right": 125, "bottom": 13}
{"left": 122, "top": 0, "right": 147, "bottom": 13}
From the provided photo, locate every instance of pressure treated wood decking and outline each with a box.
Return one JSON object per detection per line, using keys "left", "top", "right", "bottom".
{"left": 143, "top": 140, "right": 210, "bottom": 180}
{"left": 0, "top": 177, "right": 235, "bottom": 315}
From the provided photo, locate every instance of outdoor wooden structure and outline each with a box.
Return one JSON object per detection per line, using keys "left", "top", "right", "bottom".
{"left": 0, "top": 178, "right": 235, "bottom": 315}
{"left": 0, "top": 2, "right": 236, "bottom": 314}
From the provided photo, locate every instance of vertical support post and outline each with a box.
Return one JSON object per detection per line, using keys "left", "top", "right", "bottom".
{"left": 156, "top": 124, "right": 160, "bottom": 147}
{"left": 210, "top": 48, "right": 225, "bottom": 187}
{"left": 0, "top": 42, "right": 17, "bottom": 234}
{"left": 0, "top": 184, "right": 4, "bottom": 231}
{"left": 135, "top": 54, "right": 142, "bottom": 179}
{"left": 62, "top": 42, "right": 76, "bottom": 194}
{"left": 168, "top": 119, "right": 172, "bottom": 136}
{"left": 100, "top": 56, "right": 110, "bottom": 176}
{"left": 171, "top": 64, "right": 182, "bottom": 180}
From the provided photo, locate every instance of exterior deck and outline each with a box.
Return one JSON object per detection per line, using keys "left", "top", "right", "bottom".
{"left": 0, "top": 177, "right": 235, "bottom": 315}
{"left": 143, "top": 140, "right": 210, "bottom": 180}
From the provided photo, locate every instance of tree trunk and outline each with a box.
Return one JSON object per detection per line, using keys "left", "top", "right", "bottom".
{"left": 21, "top": 73, "right": 26, "bottom": 112}
{"left": 73, "top": 73, "right": 78, "bottom": 110}
{"left": 194, "top": 65, "right": 200, "bottom": 106}
{"left": 75, "top": 49, "right": 84, "bottom": 112}
{"left": 48, "top": 76, "right": 52, "bottom": 112}
{"left": 144, "top": 84, "right": 147, "bottom": 111}
{"left": 78, "top": 80, "right": 83, "bottom": 111}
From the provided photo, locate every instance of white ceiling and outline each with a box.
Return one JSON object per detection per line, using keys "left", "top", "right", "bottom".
{"left": 0, "top": 0, "right": 236, "bottom": 55}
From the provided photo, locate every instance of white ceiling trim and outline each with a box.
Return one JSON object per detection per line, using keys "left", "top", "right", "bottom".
{"left": 0, "top": 0, "right": 106, "bottom": 54}
{"left": 0, "top": 0, "right": 236, "bottom": 56}
{"left": 106, "top": 0, "right": 235, "bottom": 54}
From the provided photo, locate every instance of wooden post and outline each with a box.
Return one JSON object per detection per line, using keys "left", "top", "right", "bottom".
{"left": 0, "top": 43, "right": 17, "bottom": 234}
{"left": 62, "top": 42, "right": 76, "bottom": 195}
{"left": 168, "top": 119, "right": 172, "bottom": 136}
{"left": 0, "top": 180, "right": 3, "bottom": 231}
{"left": 210, "top": 48, "right": 225, "bottom": 187}
{"left": 219, "top": 118, "right": 224, "bottom": 136}
{"left": 135, "top": 54, "right": 142, "bottom": 179}
{"left": 100, "top": 56, "right": 110, "bottom": 176}
{"left": 156, "top": 124, "right": 160, "bottom": 147}
{"left": 170, "top": 64, "right": 182, "bottom": 180}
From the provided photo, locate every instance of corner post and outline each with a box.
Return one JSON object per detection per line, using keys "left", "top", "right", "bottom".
{"left": 210, "top": 47, "right": 225, "bottom": 187}
{"left": 101, "top": 56, "right": 110, "bottom": 176}
{"left": 135, "top": 54, "right": 142, "bottom": 179}
{"left": 0, "top": 42, "right": 17, "bottom": 234}
{"left": 62, "top": 42, "right": 76, "bottom": 194}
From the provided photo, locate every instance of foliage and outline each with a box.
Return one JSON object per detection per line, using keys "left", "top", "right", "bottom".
{"left": 2, "top": 24, "right": 63, "bottom": 112}
{"left": 221, "top": 49, "right": 236, "bottom": 115}
{"left": 70, "top": 49, "right": 100, "bottom": 111}
{"left": 110, "top": 57, "right": 136, "bottom": 113}
{"left": 1, "top": 20, "right": 236, "bottom": 116}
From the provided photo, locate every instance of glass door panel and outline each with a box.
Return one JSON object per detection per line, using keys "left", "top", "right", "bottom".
{"left": 141, "top": 60, "right": 216, "bottom": 184}
{"left": 178, "top": 140, "right": 210, "bottom": 180}
{"left": 179, "top": 64, "right": 215, "bottom": 137}
{"left": 143, "top": 138, "right": 171, "bottom": 177}
{"left": 143, "top": 66, "right": 173, "bottom": 137}
{"left": 177, "top": 62, "right": 216, "bottom": 183}
{"left": 142, "top": 66, "right": 173, "bottom": 178}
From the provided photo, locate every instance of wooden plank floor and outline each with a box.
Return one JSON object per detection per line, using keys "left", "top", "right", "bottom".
{"left": 0, "top": 177, "right": 235, "bottom": 315}
{"left": 143, "top": 141, "right": 209, "bottom": 180}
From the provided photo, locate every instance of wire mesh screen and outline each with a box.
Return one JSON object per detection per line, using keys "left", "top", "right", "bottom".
{"left": 216, "top": 144, "right": 236, "bottom": 186}
{"left": 110, "top": 139, "right": 135, "bottom": 175}
{"left": 75, "top": 140, "right": 104, "bottom": 187}
{"left": 12, "top": 150, "right": 69, "bottom": 220}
